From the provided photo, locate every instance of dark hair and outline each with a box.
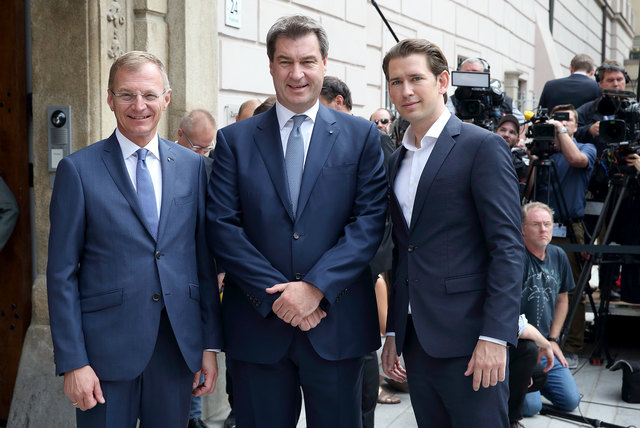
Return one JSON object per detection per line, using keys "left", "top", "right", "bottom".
{"left": 551, "top": 104, "right": 578, "bottom": 123}
{"left": 382, "top": 39, "right": 449, "bottom": 81}
{"left": 253, "top": 96, "right": 277, "bottom": 116}
{"left": 570, "top": 54, "right": 595, "bottom": 73}
{"left": 266, "top": 15, "right": 328, "bottom": 62}
{"left": 108, "top": 51, "right": 169, "bottom": 90}
{"left": 321, "top": 76, "right": 352, "bottom": 111}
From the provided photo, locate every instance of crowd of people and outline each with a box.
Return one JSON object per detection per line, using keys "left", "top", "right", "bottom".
{"left": 45, "top": 12, "right": 640, "bottom": 428}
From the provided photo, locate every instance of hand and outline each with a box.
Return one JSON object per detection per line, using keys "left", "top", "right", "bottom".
{"left": 464, "top": 340, "right": 506, "bottom": 391}
{"left": 548, "top": 118, "right": 562, "bottom": 131}
{"left": 63, "top": 365, "right": 105, "bottom": 411}
{"left": 589, "top": 121, "right": 600, "bottom": 136}
{"left": 217, "top": 273, "right": 226, "bottom": 292}
{"left": 192, "top": 351, "right": 219, "bottom": 397}
{"left": 626, "top": 153, "right": 640, "bottom": 172}
{"left": 538, "top": 341, "right": 555, "bottom": 373}
{"left": 298, "top": 307, "right": 327, "bottom": 331}
{"left": 550, "top": 341, "right": 567, "bottom": 368}
{"left": 266, "top": 281, "right": 324, "bottom": 327}
{"left": 381, "top": 336, "right": 407, "bottom": 382}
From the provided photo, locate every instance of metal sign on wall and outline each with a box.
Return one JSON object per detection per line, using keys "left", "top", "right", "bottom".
{"left": 225, "top": 0, "right": 241, "bottom": 28}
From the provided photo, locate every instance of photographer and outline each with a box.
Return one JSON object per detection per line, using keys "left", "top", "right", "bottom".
{"left": 575, "top": 60, "right": 629, "bottom": 156}
{"left": 447, "top": 57, "right": 525, "bottom": 124}
{"left": 495, "top": 114, "right": 528, "bottom": 184}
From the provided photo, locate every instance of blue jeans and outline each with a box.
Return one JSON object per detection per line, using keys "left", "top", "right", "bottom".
{"left": 189, "top": 375, "right": 204, "bottom": 419}
{"left": 522, "top": 356, "right": 581, "bottom": 416}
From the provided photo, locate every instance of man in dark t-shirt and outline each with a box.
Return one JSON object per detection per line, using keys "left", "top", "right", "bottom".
{"left": 519, "top": 202, "right": 581, "bottom": 418}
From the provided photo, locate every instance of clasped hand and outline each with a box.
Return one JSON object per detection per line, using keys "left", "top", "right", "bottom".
{"left": 266, "top": 281, "right": 326, "bottom": 331}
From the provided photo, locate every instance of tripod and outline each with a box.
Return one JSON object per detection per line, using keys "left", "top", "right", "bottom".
{"left": 559, "top": 173, "right": 633, "bottom": 366}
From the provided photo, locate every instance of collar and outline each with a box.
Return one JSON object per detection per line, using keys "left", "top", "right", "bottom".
{"left": 275, "top": 100, "right": 319, "bottom": 130}
{"left": 115, "top": 128, "right": 160, "bottom": 160}
{"left": 401, "top": 109, "right": 451, "bottom": 151}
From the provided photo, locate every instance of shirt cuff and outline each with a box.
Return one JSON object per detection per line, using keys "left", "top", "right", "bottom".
{"left": 385, "top": 332, "right": 396, "bottom": 337}
{"left": 205, "top": 349, "right": 220, "bottom": 353}
{"left": 478, "top": 336, "right": 506, "bottom": 347}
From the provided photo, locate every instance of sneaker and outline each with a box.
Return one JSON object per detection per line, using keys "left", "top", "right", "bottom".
{"left": 564, "top": 351, "right": 579, "bottom": 369}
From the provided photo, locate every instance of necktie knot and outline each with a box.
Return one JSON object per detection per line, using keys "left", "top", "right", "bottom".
{"left": 292, "top": 114, "right": 306, "bottom": 130}
{"left": 137, "top": 148, "right": 149, "bottom": 161}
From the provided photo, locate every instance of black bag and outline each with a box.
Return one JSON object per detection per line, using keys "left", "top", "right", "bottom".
{"left": 610, "top": 360, "right": 640, "bottom": 403}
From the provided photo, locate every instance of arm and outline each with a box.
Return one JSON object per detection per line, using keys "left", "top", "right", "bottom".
{"left": 549, "top": 119, "right": 589, "bottom": 168}
{"left": 575, "top": 102, "right": 598, "bottom": 145}
{"left": 207, "top": 130, "right": 289, "bottom": 317}
{"left": 549, "top": 291, "right": 569, "bottom": 367}
{"left": 520, "top": 323, "right": 555, "bottom": 372}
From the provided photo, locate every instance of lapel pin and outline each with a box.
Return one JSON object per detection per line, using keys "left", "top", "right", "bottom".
{"left": 167, "top": 157, "right": 173, "bottom": 162}
{"left": 329, "top": 130, "right": 333, "bottom": 134}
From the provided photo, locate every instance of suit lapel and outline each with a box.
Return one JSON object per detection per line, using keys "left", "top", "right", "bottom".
{"left": 409, "top": 116, "right": 460, "bottom": 231}
{"left": 296, "top": 106, "right": 338, "bottom": 219}
{"left": 157, "top": 139, "right": 176, "bottom": 241}
{"left": 389, "top": 147, "right": 409, "bottom": 233}
{"left": 253, "top": 108, "right": 294, "bottom": 220}
{"left": 101, "top": 133, "right": 152, "bottom": 237}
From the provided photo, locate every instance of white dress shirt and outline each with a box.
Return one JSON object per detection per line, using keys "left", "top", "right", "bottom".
{"left": 275, "top": 100, "right": 319, "bottom": 166}
{"left": 116, "top": 128, "right": 163, "bottom": 217}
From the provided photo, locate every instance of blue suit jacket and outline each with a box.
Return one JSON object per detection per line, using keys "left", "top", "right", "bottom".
{"left": 207, "top": 105, "right": 387, "bottom": 364}
{"left": 538, "top": 73, "right": 601, "bottom": 111}
{"left": 387, "top": 115, "right": 524, "bottom": 358}
{"left": 47, "top": 133, "right": 222, "bottom": 379}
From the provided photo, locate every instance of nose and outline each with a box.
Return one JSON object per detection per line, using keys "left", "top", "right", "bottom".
{"left": 132, "top": 94, "right": 147, "bottom": 109}
{"left": 290, "top": 62, "right": 304, "bottom": 80}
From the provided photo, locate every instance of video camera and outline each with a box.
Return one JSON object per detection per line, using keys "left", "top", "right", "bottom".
{"left": 451, "top": 71, "right": 504, "bottom": 131}
{"left": 596, "top": 90, "right": 640, "bottom": 144}
{"left": 524, "top": 108, "right": 569, "bottom": 159}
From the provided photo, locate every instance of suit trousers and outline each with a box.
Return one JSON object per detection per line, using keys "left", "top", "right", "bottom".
{"left": 507, "top": 339, "right": 538, "bottom": 423}
{"left": 229, "top": 328, "right": 365, "bottom": 428}
{"left": 403, "top": 317, "right": 510, "bottom": 428}
{"left": 76, "top": 309, "right": 193, "bottom": 428}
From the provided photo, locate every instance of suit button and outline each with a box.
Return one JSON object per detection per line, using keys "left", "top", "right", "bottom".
{"left": 293, "top": 232, "right": 300, "bottom": 240}
{"left": 405, "top": 279, "right": 409, "bottom": 285}
{"left": 295, "top": 273, "right": 303, "bottom": 280}
{"left": 155, "top": 251, "right": 162, "bottom": 259}
{"left": 152, "top": 293, "right": 161, "bottom": 302}
{"left": 407, "top": 245, "right": 415, "bottom": 252}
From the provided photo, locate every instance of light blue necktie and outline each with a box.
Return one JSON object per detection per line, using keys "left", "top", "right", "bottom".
{"left": 136, "top": 148, "right": 158, "bottom": 239}
{"left": 285, "top": 115, "right": 306, "bottom": 217}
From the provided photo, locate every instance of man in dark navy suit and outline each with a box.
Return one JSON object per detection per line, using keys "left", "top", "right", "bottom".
{"left": 207, "top": 15, "right": 387, "bottom": 428}
{"left": 47, "top": 51, "right": 222, "bottom": 427}
{"left": 538, "top": 54, "right": 601, "bottom": 111}
{"left": 380, "top": 39, "right": 524, "bottom": 428}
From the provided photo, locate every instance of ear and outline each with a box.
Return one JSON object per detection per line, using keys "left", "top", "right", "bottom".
{"left": 335, "top": 95, "right": 344, "bottom": 108}
{"left": 437, "top": 70, "right": 450, "bottom": 94}
{"left": 177, "top": 128, "right": 183, "bottom": 138}
{"left": 107, "top": 89, "right": 115, "bottom": 112}
{"left": 162, "top": 88, "right": 171, "bottom": 111}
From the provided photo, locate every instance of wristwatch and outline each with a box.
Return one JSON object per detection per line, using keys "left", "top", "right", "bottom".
{"left": 557, "top": 127, "right": 568, "bottom": 135}
{"left": 547, "top": 336, "right": 559, "bottom": 343}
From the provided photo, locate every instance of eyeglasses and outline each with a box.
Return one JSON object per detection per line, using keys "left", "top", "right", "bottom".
{"left": 525, "top": 222, "right": 553, "bottom": 229}
{"left": 183, "top": 130, "right": 213, "bottom": 152}
{"left": 373, "top": 118, "right": 390, "bottom": 125}
{"left": 109, "top": 89, "right": 167, "bottom": 103}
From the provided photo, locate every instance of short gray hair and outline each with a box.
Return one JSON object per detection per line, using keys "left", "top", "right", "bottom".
{"left": 266, "top": 15, "right": 328, "bottom": 62}
{"left": 522, "top": 202, "right": 554, "bottom": 224}
{"left": 108, "top": 51, "right": 170, "bottom": 91}
{"left": 179, "top": 109, "right": 216, "bottom": 133}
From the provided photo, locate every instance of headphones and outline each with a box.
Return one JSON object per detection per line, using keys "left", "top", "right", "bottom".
{"left": 457, "top": 57, "right": 490, "bottom": 73}
{"left": 594, "top": 64, "right": 630, "bottom": 83}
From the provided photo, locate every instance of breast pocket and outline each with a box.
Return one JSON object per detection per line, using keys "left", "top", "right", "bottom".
{"left": 322, "top": 163, "right": 357, "bottom": 176}
{"left": 174, "top": 193, "right": 194, "bottom": 206}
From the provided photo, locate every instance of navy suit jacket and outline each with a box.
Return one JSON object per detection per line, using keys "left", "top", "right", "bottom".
{"left": 47, "top": 133, "right": 222, "bottom": 379}
{"left": 387, "top": 115, "right": 524, "bottom": 358}
{"left": 538, "top": 73, "right": 601, "bottom": 111}
{"left": 207, "top": 105, "right": 387, "bottom": 364}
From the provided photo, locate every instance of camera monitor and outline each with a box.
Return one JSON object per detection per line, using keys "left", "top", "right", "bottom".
{"left": 450, "top": 71, "right": 490, "bottom": 88}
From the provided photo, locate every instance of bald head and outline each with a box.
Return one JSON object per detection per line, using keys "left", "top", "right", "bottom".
{"left": 236, "top": 99, "right": 261, "bottom": 121}
{"left": 177, "top": 109, "right": 216, "bottom": 155}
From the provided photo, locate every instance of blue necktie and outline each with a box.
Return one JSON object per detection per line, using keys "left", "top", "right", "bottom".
{"left": 136, "top": 148, "right": 158, "bottom": 239}
{"left": 285, "top": 115, "right": 306, "bottom": 217}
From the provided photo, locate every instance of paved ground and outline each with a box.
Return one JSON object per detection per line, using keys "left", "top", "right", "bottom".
{"left": 205, "top": 345, "right": 640, "bottom": 428}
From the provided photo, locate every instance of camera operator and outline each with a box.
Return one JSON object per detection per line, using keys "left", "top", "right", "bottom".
{"left": 530, "top": 104, "right": 596, "bottom": 367}
{"left": 575, "top": 60, "right": 629, "bottom": 156}
{"left": 495, "top": 114, "right": 528, "bottom": 184}
{"left": 447, "top": 57, "right": 525, "bottom": 124}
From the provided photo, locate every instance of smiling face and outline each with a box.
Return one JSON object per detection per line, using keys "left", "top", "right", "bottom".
{"left": 107, "top": 62, "right": 171, "bottom": 147}
{"left": 269, "top": 32, "right": 327, "bottom": 114}
{"left": 387, "top": 53, "right": 449, "bottom": 140}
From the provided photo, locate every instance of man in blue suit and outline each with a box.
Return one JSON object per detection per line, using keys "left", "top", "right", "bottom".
{"left": 380, "top": 39, "right": 524, "bottom": 428}
{"left": 207, "top": 15, "right": 387, "bottom": 428}
{"left": 47, "top": 51, "right": 222, "bottom": 427}
{"left": 538, "top": 54, "right": 601, "bottom": 111}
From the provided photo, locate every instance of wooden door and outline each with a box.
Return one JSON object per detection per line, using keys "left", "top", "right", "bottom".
{"left": 0, "top": 0, "right": 32, "bottom": 423}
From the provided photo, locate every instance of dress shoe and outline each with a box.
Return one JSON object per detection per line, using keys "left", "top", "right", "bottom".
{"left": 188, "top": 418, "right": 208, "bottom": 428}
{"left": 223, "top": 413, "right": 236, "bottom": 428}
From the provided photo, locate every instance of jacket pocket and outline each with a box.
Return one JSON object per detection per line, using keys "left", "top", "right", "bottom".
{"left": 80, "top": 289, "right": 124, "bottom": 313}
{"left": 444, "top": 273, "right": 485, "bottom": 294}
{"left": 174, "top": 193, "right": 194, "bottom": 205}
